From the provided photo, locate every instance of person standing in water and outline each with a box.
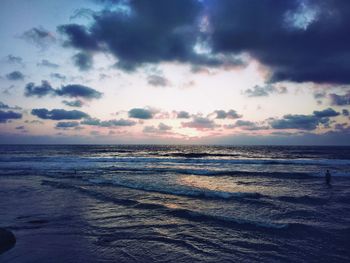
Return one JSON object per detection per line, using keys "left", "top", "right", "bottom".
{"left": 325, "top": 170, "right": 331, "bottom": 185}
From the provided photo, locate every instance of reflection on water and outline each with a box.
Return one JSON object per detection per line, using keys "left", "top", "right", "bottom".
{"left": 1, "top": 145, "right": 350, "bottom": 262}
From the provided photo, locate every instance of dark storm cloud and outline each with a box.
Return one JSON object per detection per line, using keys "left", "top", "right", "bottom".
{"left": 31, "top": 108, "right": 89, "bottom": 120}
{"left": 182, "top": 117, "right": 218, "bottom": 130}
{"left": 55, "top": 121, "right": 80, "bottom": 129}
{"left": 6, "top": 71, "right": 25, "bottom": 81}
{"left": 58, "top": 0, "right": 350, "bottom": 84}
{"left": 244, "top": 85, "right": 287, "bottom": 97}
{"left": 72, "top": 52, "right": 93, "bottom": 71}
{"left": 58, "top": 0, "right": 240, "bottom": 72}
{"left": 21, "top": 27, "right": 56, "bottom": 48}
{"left": 58, "top": 24, "right": 99, "bottom": 51}
{"left": 329, "top": 91, "right": 350, "bottom": 106}
{"left": 62, "top": 100, "right": 84, "bottom": 108}
{"left": 0, "top": 110, "right": 22, "bottom": 123}
{"left": 176, "top": 111, "right": 190, "bottom": 119}
{"left": 81, "top": 117, "right": 136, "bottom": 127}
{"left": 214, "top": 109, "right": 242, "bottom": 119}
{"left": 128, "top": 108, "right": 153, "bottom": 119}
{"left": 24, "top": 81, "right": 102, "bottom": 99}
{"left": 37, "top": 59, "right": 60, "bottom": 68}
{"left": 147, "top": 75, "right": 170, "bottom": 87}
{"left": 208, "top": 0, "right": 350, "bottom": 84}
{"left": 313, "top": 108, "right": 340, "bottom": 118}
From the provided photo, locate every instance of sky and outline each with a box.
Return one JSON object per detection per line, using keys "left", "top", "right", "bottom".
{"left": 0, "top": 0, "right": 349, "bottom": 145}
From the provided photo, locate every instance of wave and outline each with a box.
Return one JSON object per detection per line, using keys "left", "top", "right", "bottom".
{"left": 88, "top": 178, "right": 262, "bottom": 200}
{"left": 277, "top": 195, "right": 327, "bottom": 205}
{"left": 107, "top": 167, "right": 315, "bottom": 178}
{"left": 167, "top": 209, "right": 288, "bottom": 230}
{"left": 2, "top": 163, "right": 348, "bottom": 180}
{"left": 2, "top": 156, "right": 350, "bottom": 167}
{"left": 42, "top": 179, "right": 287, "bottom": 230}
{"left": 160, "top": 152, "right": 240, "bottom": 158}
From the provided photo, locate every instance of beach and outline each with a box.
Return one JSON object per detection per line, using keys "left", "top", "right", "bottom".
{"left": 1, "top": 145, "right": 350, "bottom": 262}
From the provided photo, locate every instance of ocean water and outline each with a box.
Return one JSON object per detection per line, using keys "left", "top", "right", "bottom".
{"left": 0, "top": 145, "right": 350, "bottom": 262}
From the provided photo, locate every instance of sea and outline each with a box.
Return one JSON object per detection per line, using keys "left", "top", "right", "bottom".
{"left": 0, "top": 145, "right": 349, "bottom": 262}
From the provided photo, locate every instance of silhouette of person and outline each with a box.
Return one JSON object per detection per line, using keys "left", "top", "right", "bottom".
{"left": 325, "top": 170, "right": 331, "bottom": 185}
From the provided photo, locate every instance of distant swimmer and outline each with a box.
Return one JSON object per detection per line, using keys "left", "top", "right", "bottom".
{"left": 325, "top": 170, "right": 331, "bottom": 185}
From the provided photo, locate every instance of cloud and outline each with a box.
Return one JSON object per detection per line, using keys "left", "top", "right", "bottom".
{"left": 244, "top": 85, "right": 287, "bottom": 97}
{"left": 58, "top": 0, "right": 242, "bottom": 71}
{"left": 333, "top": 123, "right": 350, "bottom": 134}
{"left": 0, "top": 102, "right": 10, "bottom": 109}
{"left": 58, "top": 24, "right": 99, "bottom": 51}
{"left": 329, "top": 91, "right": 350, "bottom": 106}
{"left": 2, "top": 85, "right": 15, "bottom": 95}
{"left": 55, "top": 84, "right": 102, "bottom": 99}
{"left": 270, "top": 108, "right": 340, "bottom": 131}
{"left": 313, "top": 90, "right": 327, "bottom": 105}
{"left": 182, "top": 116, "right": 218, "bottom": 130}
{"left": 25, "top": 120, "right": 43, "bottom": 124}
{"left": 0, "top": 110, "right": 22, "bottom": 123}
{"left": 21, "top": 27, "right": 56, "bottom": 48}
{"left": 90, "top": 130, "right": 101, "bottom": 136}
{"left": 81, "top": 117, "right": 136, "bottom": 127}
{"left": 50, "top": 73, "right": 66, "bottom": 81}
{"left": 313, "top": 90, "right": 326, "bottom": 99}
{"left": 37, "top": 59, "right": 60, "bottom": 68}
{"left": 69, "top": 8, "right": 95, "bottom": 20}
{"left": 31, "top": 108, "right": 89, "bottom": 120}
{"left": 0, "top": 101, "right": 22, "bottom": 110}
{"left": 5, "top": 55, "right": 24, "bottom": 66}
{"left": 147, "top": 75, "right": 170, "bottom": 87}
{"left": 214, "top": 109, "right": 242, "bottom": 119}
{"left": 226, "top": 120, "right": 269, "bottom": 130}
{"left": 313, "top": 108, "right": 340, "bottom": 118}
{"left": 62, "top": 100, "right": 84, "bottom": 107}
{"left": 6, "top": 71, "right": 25, "bottom": 81}
{"left": 270, "top": 115, "right": 320, "bottom": 130}
{"left": 72, "top": 52, "right": 93, "bottom": 71}
{"left": 55, "top": 121, "right": 80, "bottom": 129}
{"left": 143, "top": 122, "right": 172, "bottom": 133}
{"left": 24, "top": 81, "right": 102, "bottom": 99}
{"left": 158, "top": 122, "right": 172, "bottom": 131}
{"left": 55, "top": 0, "right": 350, "bottom": 84}
{"left": 208, "top": 0, "right": 350, "bottom": 84}
{"left": 128, "top": 108, "right": 153, "bottom": 119}
{"left": 24, "top": 80, "right": 55, "bottom": 97}
{"left": 176, "top": 111, "right": 191, "bottom": 119}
